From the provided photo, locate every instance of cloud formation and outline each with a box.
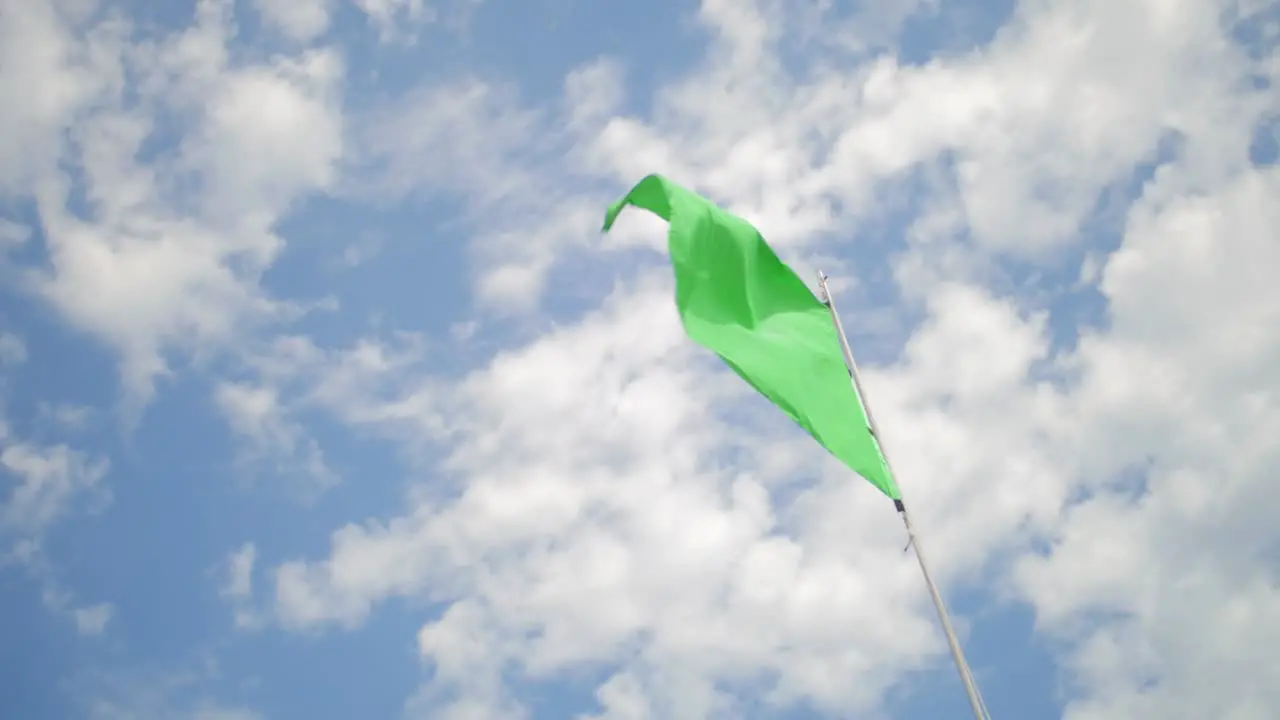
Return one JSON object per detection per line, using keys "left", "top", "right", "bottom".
{"left": 0, "top": 0, "right": 1276, "bottom": 718}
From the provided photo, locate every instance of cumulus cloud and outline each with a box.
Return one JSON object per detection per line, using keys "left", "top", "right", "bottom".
{"left": 1014, "top": 165, "right": 1280, "bottom": 720}
{"left": 265, "top": 0, "right": 1280, "bottom": 717}
{"left": 0, "top": 0, "right": 344, "bottom": 414}
{"left": 2, "top": 0, "right": 1277, "bottom": 717}
{"left": 275, "top": 278, "right": 948, "bottom": 716}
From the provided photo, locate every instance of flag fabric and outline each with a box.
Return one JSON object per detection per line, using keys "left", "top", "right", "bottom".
{"left": 602, "top": 174, "right": 900, "bottom": 500}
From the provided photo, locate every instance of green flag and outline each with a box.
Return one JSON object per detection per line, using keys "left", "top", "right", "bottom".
{"left": 603, "top": 174, "right": 900, "bottom": 500}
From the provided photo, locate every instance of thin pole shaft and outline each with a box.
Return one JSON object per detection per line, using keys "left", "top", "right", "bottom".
{"left": 816, "top": 271, "right": 990, "bottom": 720}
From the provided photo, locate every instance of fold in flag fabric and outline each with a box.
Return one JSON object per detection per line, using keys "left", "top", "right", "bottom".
{"left": 602, "top": 174, "right": 900, "bottom": 500}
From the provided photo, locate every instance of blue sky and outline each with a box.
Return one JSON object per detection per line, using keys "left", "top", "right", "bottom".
{"left": 1, "top": 0, "right": 1278, "bottom": 718}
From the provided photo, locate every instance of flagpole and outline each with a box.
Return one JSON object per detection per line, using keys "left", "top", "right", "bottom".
{"left": 816, "top": 271, "right": 991, "bottom": 720}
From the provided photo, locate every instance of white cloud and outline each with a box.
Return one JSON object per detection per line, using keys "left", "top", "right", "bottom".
{"left": 74, "top": 602, "right": 115, "bottom": 636}
{"left": 0, "top": 336, "right": 114, "bottom": 632}
{"left": 0, "top": 435, "right": 110, "bottom": 539}
{"left": 0, "top": 0, "right": 344, "bottom": 413}
{"left": 35, "top": 402, "right": 94, "bottom": 431}
{"left": 1, "top": 0, "right": 1274, "bottom": 717}
{"left": 221, "top": 542, "right": 257, "bottom": 601}
{"left": 580, "top": 671, "right": 651, "bottom": 720}
{"left": 82, "top": 663, "right": 264, "bottom": 720}
{"left": 0, "top": 332, "right": 26, "bottom": 366}
{"left": 214, "top": 380, "right": 337, "bottom": 494}
{"left": 218, "top": 542, "right": 262, "bottom": 630}
{"left": 339, "top": 232, "right": 382, "bottom": 268}
{"left": 251, "top": 0, "right": 331, "bottom": 41}
{"left": 270, "top": 0, "right": 1280, "bottom": 717}
{"left": 353, "top": 0, "right": 468, "bottom": 43}
{"left": 232, "top": 332, "right": 438, "bottom": 454}
{"left": 0, "top": 0, "right": 108, "bottom": 196}
{"left": 183, "top": 47, "right": 343, "bottom": 219}
{"left": 0, "top": 217, "right": 31, "bottom": 248}
{"left": 354, "top": 74, "right": 644, "bottom": 312}
{"left": 216, "top": 383, "right": 285, "bottom": 447}
{"left": 272, "top": 275, "right": 953, "bottom": 716}
{"left": 1014, "top": 164, "right": 1280, "bottom": 720}
{"left": 8, "top": 540, "right": 117, "bottom": 637}
{"left": 364, "top": 0, "right": 1255, "bottom": 312}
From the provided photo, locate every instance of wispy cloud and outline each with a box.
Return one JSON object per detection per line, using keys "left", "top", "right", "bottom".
{"left": 0, "top": 440, "right": 110, "bottom": 538}
{"left": 215, "top": 380, "right": 338, "bottom": 496}
{"left": 250, "top": 0, "right": 332, "bottom": 42}
{"left": 1, "top": 336, "right": 110, "bottom": 542}
{"left": 73, "top": 603, "right": 115, "bottom": 636}
{"left": 0, "top": 333, "right": 26, "bottom": 367}
{"left": 79, "top": 658, "right": 263, "bottom": 720}
{"left": 218, "top": 542, "right": 262, "bottom": 630}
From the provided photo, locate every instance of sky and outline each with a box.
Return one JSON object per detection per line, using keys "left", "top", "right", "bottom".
{"left": 0, "top": 0, "right": 1277, "bottom": 718}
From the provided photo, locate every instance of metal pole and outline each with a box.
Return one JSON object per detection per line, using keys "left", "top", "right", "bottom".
{"left": 816, "top": 271, "right": 991, "bottom": 720}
